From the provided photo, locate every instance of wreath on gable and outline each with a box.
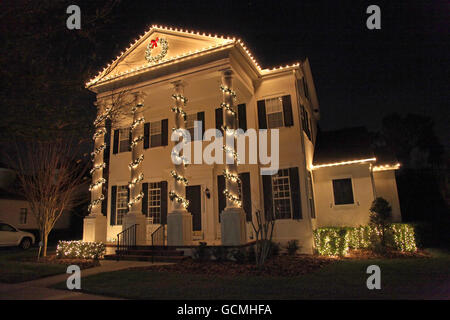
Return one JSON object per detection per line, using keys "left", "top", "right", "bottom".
{"left": 145, "top": 37, "right": 169, "bottom": 63}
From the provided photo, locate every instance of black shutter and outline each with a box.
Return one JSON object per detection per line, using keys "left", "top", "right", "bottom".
{"left": 161, "top": 119, "right": 168, "bottom": 146}
{"left": 240, "top": 172, "right": 252, "bottom": 222}
{"left": 110, "top": 186, "right": 117, "bottom": 225}
{"left": 197, "top": 112, "right": 205, "bottom": 140}
{"left": 142, "top": 183, "right": 148, "bottom": 216}
{"left": 237, "top": 103, "right": 247, "bottom": 131}
{"left": 161, "top": 181, "right": 168, "bottom": 225}
{"left": 289, "top": 167, "right": 302, "bottom": 219}
{"left": 144, "top": 122, "right": 150, "bottom": 149}
{"left": 103, "top": 119, "right": 112, "bottom": 165}
{"left": 217, "top": 175, "right": 226, "bottom": 222}
{"left": 112, "top": 129, "right": 119, "bottom": 154}
{"left": 262, "top": 174, "right": 273, "bottom": 218}
{"left": 101, "top": 184, "right": 108, "bottom": 216}
{"left": 282, "top": 95, "right": 293, "bottom": 127}
{"left": 257, "top": 100, "right": 267, "bottom": 129}
{"left": 215, "top": 108, "right": 223, "bottom": 137}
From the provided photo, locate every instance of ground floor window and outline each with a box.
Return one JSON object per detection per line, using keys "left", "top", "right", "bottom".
{"left": 19, "top": 208, "right": 27, "bottom": 225}
{"left": 147, "top": 182, "right": 162, "bottom": 223}
{"left": 272, "top": 169, "right": 293, "bottom": 219}
{"left": 116, "top": 185, "right": 128, "bottom": 225}
{"left": 332, "top": 178, "right": 354, "bottom": 205}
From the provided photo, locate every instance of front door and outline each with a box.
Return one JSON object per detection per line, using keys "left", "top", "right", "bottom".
{"left": 186, "top": 185, "right": 202, "bottom": 231}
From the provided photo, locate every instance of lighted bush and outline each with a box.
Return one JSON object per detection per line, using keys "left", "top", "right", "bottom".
{"left": 313, "top": 227, "right": 350, "bottom": 256}
{"left": 56, "top": 240, "right": 106, "bottom": 260}
{"left": 390, "top": 223, "right": 417, "bottom": 252}
{"left": 314, "top": 223, "right": 417, "bottom": 256}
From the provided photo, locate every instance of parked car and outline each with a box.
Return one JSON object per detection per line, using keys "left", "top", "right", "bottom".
{"left": 0, "top": 222, "right": 35, "bottom": 249}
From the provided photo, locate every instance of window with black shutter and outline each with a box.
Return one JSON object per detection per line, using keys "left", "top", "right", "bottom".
{"left": 215, "top": 108, "right": 223, "bottom": 137}
{"left": 186, "top": 112, "right": 204, "bottom": 140}
{"left": 217, "top": 175, "right": 225, "bottom": 222}
{"left": 239, "top": 172, "right": 252, "bottom": 221}
{"left": 237, "top": 104, "right": 247, "bottom": 131}
{"left": 332, "top": 178, "right": 354, "bottom": 205}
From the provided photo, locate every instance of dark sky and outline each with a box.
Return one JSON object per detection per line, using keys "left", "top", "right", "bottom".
{"left": 100, "top": 0, "right": 448, "bottom": 149}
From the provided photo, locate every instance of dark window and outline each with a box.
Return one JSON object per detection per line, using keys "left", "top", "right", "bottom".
{"left": 0, "top": 223, "right": 16, "bottom": 232}
{"left": 332, "top": 178, "right": 354, "bottom": 205}
{"left": 301, "top": 106, "right": 311, "bottom": 140}
{"left": 307, "top": 172, "right": 316, "bottom": 218}
{"left": 303, "top": 77, "right": 309, "bottom": 99}
{"left": 150, "top": 121, "right": 162, "bottom": 147}
{"left": 19, "top": 208, "right": 27, "bottom": 224}
{"left": 119, "top": 128, "right": 131, "bottom": 153}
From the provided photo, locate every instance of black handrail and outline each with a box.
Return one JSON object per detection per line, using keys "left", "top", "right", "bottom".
{"left": 116, "top": 224, "right": 138, "bottom": 258}
{"left": 151, "top": 224, "right": 166, "bottom": 246}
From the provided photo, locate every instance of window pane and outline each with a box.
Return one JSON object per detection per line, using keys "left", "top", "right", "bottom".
{"left": 119, "top": 128, "right": 130, "bottom": 153}
{"left": 272, "top": 170, "right": 292, "bottom": 219}
{"left": 148, "top": 182, "right": 161, "bottom": 223}
{"left": 332, "top": 178, "right": 354, "bottom": 205}
{"left": 267, "top": 112, "right": 283, "bottom": 129}
{"left": 116, "top": 185, "right": 128, "bottom": 225}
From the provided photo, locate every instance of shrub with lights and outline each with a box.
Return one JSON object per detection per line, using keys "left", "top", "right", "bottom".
{"left": 56, "top": 241, "right": 106, "bottom": 260}
{"left": 314, "top": 223, "right": 417, "bottom": 256}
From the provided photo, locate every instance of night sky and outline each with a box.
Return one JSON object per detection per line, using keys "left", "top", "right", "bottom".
{"left": 98, "top": 1, "right": 449, "bottom": 149}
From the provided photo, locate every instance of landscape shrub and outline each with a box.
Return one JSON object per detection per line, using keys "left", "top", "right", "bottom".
{"left": 56, "top": 241, "right": 105, "bottom": 260}
{"left": 313, "top": 227, "right": 350, "bottom": 256}
{"left": 192, "top": 242, "right": 210, "bottom": 261}
{"left": 286, "top": 240, "right": 300, "bottom": 255}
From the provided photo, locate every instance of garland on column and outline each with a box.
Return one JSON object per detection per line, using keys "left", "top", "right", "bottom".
{"left": 169, "top": 92, "right": 190, "bottom": 209}
{"left": 128, "top": 103, "right": 145, "bottom": 209}
{"left": 88, "top": 106, "right": 111, "bottom": 213}
{"left": 220, "top": 85, "right": 242, "bottom": 207}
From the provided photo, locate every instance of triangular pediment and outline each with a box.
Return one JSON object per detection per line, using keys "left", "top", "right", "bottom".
{"left": 88, "top": 27, "right": 234, "bottom": 86}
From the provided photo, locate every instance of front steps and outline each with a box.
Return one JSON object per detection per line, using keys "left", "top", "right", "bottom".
{"left": 104, "top": 246, "right": 189, "bottom": 262}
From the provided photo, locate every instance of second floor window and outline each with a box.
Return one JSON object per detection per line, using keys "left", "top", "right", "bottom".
{"left": 185, "top": 113, "right": 197, "bottom": 140}
{"left": 119, "top": 128, "right": 130, "bottom": 153}
{"left": 266, "top": 97, "right": 284, "bottom": 129}
{"left": 150, "top": 121, "right": 162, "bottom": 147}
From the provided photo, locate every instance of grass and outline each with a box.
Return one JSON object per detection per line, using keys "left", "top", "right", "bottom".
{"left": 0, "top": 247, "right": 67, "bottom": 283}
{"left": 52, "top": 248, "right": 449, "bottom": 299}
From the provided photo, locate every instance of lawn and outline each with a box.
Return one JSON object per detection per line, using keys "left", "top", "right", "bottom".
{"left": 0, "top": 247, "right": 67, "bottom": 283}
{"left": 52, "top": 249, "right": 449, "bottom": 299}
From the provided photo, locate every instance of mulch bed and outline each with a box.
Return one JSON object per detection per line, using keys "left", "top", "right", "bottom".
{"left": 344, "top": 249, "right": 431, "bottom": 260}
{"left": 21, "top": 255, "right": 100, "bottom": 269}
{"left": 138, "top": 255, "right": 335, "bottom": 277}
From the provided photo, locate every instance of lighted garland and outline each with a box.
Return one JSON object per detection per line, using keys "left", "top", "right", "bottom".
{"left": 93, "top": 106, "right": 112, "bottom": 127}
{"left": 128, "top": 154, "right": 144, "bottom": 169}
{"left": 171, "top": 106, "right": 187, "bottom": 120}
{"left": 92, "top": 128, "right": 106, "bottom": 140}
{"left": 220, "top": 102, "right": 236, "bottom": 116}
{"left": 171, "top": 93, "right": 188, "bottom": 104}
{"left": 223, "top": 169, "right": 240, "bottom": 183}
{"left": 91, "top": 143, "right": 106, "bottom": 158}
{"left": 171, "top": 150, "right": 189, "bottom": 167}
{"left": 128, "top": 191, "right": 144, "bottom": 209}
{"left": 130, "top": 135, "right": 145, "bottom": 149}
{"left": 145, "top": 37, "right": 169, "bottom": 63}
{"left": 220, "top": 85, "right": 237, "bottom": 100}
{"left": 222, "top": 145, "right": 240, "bottom": 162}
{"left": 128, "top": 173, "right": 144, "bottom": 189}
{"left": 170, "top": 170, "right": 188, "bottom": 185}
{"left": 89, "top": 178, "right": 106, "bottom": 191}
{"left": 131, "top": 117, "right": 145, "bottom": 130}
{"left": 169, "top": 191, "right": 189, "bottom": 208}
{"left": 90, "top": 162, "right": 106, "bottom": 175}
{"left": 88, "top": 194, "right": 105, "bottom": 212}
{"left": 223, "top": 189, "right": 242, "bottom": 207}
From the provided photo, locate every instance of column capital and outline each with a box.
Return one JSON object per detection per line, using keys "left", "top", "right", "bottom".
{"left": 171, "top": 80, "right": 187, "bottom": 90}
{"left": 220, "top": 68, "right": 234, "bottom": 78}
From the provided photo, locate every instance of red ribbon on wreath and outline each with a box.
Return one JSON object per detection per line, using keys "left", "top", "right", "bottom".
{"left": 150, "top": 37, "right": 159, "bottom": 49}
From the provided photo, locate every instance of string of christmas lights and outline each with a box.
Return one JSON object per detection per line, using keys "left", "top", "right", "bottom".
{"left": 169, "top": 89, "right": 190, "bottom": 209}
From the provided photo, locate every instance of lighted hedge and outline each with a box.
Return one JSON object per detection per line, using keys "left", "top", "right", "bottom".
{"left": 56, "top": 241, "right": 106, "bottom": 260}
{"left": 314, "top": 223, "right": 417, "bottom": 256}
{"left": 313, "top": 227, "right": 350, "bottom": 256}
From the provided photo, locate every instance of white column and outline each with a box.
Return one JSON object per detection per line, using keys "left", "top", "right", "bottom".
{"left": 167, "top": 81, "right": 192, "bottom": 246}
{"left": 83, "top": 100, "right": 108, "bottom": 242}
{"left": 122, "top": 92, "right": 147, "bottom": 245}
{"left": 220, "top": 69, "right": 247, "bottom": 245}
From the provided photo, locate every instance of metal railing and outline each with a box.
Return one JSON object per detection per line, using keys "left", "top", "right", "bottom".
{"left": 151, "top": 224, "right": 166, "bottom": 246}
{"left": 116, "top": 224, "right": 138, "bottom": 256}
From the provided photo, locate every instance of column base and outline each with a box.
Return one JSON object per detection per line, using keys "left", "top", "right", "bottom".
{"left": 83, "top": 214, "right": 107, "bottom": 243}
{"left": 122, "top": 212, "right": 147, "bottom": 246}
{"left": 167, "top": 210, "right": 193, "bottom": 246}
{"left": 220, "top": 207, "right": 247, "bottom": 246}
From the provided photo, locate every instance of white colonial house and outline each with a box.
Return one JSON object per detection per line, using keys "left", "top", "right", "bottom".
{"left": 83, "top": 25, "right": 401, "bottom": 254}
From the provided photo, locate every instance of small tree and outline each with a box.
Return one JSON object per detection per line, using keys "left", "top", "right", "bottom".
{"left": 251, "top": 208, "right": 275, "bottom": 268}
{"left": 13, "top": 138, "right": 88, "bottom": 257}
{"left": 369, "top": 197, "right": 392, "bottom": 250}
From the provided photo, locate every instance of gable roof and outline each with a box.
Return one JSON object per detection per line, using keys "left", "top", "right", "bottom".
{"left": 86, "top": 25, "right": 301, "bottom": 88}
